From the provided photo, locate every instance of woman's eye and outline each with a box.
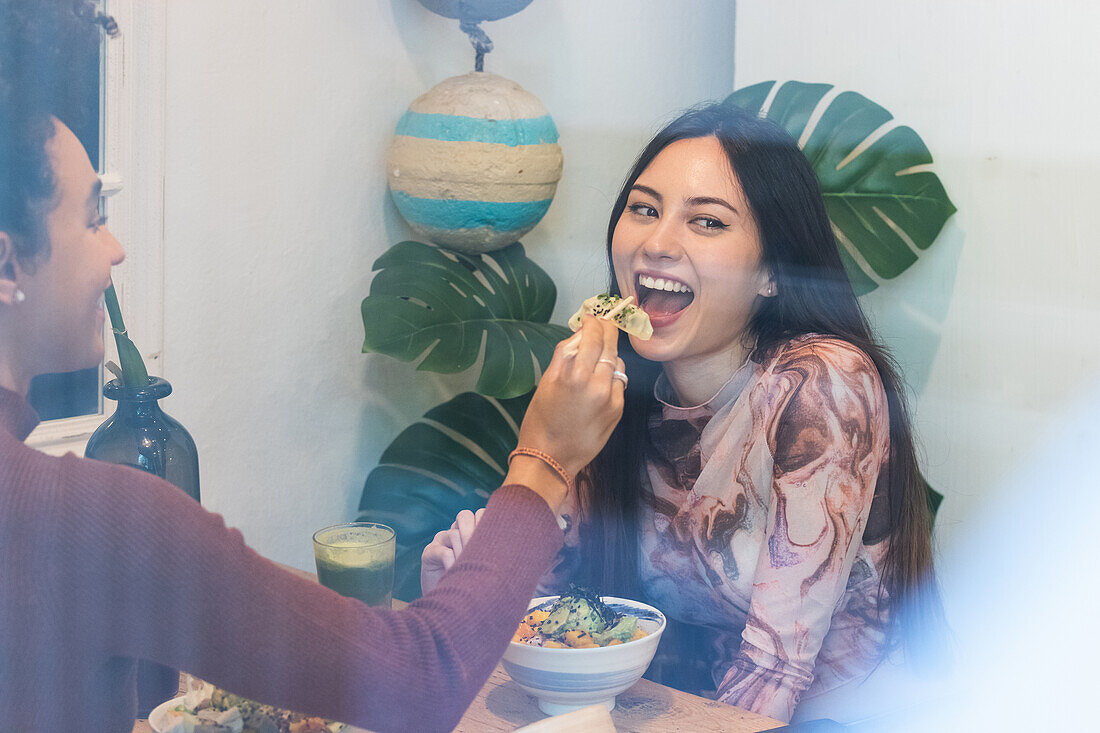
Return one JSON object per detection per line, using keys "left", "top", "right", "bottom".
{"left": 628, "top": 203, "right": 658, "bottom": 218}
{"left": 90, "top": 215, "right": 108, "bottom": 231}
{"left": 693, "top": 216, "right": 728, "bottom": 230}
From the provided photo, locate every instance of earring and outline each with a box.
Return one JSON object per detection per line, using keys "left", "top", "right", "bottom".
{"left": 765, "top": 284, "right": 775, "bottom": 297}
{"left": 13, "top": 289, "right": 25, "bottom": 304}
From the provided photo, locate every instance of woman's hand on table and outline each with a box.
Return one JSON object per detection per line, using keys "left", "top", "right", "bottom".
{"left": 420, "top": 508, "right": 484, "bottom": 594}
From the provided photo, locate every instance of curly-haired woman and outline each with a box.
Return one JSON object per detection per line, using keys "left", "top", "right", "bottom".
{"left": 0, "top": 2, "right": 624, "bottom": 730}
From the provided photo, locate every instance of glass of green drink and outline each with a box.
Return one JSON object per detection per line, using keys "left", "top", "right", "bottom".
{"left": 312, "top": 522, "right": 396, "bottom": 609}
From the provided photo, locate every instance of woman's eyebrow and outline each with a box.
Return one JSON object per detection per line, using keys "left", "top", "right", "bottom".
{"left": 686, "top": 195, "right": 739, "bottom": 215}
{"left": 630, "top": 184, "right": 662, "bottom": 202}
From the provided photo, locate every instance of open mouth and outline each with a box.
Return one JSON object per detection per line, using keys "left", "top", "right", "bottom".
{"left": 635, "top": 273, "right": 694, "bottom": 319}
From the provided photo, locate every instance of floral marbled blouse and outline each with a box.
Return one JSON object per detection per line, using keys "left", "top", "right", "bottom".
{"left": 539, "top": 334, "right": 892, "bottom": 723}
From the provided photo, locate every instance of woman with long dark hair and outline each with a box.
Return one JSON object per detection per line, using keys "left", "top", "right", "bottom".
{"left": 431, "top": 102, "right": 944, "bottom": 723}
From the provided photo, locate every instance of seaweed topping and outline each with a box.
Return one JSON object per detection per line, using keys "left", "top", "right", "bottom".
{"left": 563, "top": 584, "right": 618, "bottom": 627}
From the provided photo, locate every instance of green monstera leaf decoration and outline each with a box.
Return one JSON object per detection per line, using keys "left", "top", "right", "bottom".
{"left": 358, "top": 390, "right": 532, "bottom": 600}
{"left": 361, "top": 241, "right": 570, "bottom": 399}
{"left": 725, "top": 81, "right": 956, "bottom": 295}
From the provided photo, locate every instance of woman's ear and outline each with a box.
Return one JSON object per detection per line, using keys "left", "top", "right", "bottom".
{"left": 757, "top": 271, "right": 777, "bottom": 298}
{"left": 0, "top": 232, "right": 24, "bottom": 306}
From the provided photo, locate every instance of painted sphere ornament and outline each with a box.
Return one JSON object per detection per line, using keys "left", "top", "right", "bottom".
{"left": 386, "top": 72, "right": 563, "bottom": 254}
{"left": 416, "top": 0, "right": 534, "bottom": 22}
{"left": 418, "top": 1, "right": 535, "bottom": 74}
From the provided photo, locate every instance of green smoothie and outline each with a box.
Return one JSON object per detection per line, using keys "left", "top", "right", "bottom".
{"left": 313, "top": 524, "right": 395, "bottom": 608}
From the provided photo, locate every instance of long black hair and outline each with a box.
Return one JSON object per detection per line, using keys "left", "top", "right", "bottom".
{"left": 581, "top": 102, "right": 944, "bottom": 667}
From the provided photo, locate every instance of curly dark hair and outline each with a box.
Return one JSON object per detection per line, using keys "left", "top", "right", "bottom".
{"left": 0, "top": 0, "right": 116, "bottom": 270}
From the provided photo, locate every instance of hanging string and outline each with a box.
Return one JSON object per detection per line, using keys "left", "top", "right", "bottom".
{"left": 459, "top": 18, "right": 493, "bottom": 72}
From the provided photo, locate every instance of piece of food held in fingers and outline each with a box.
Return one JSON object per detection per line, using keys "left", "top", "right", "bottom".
{"left": 567, "top": 294, "right": 652, "bottom": 340}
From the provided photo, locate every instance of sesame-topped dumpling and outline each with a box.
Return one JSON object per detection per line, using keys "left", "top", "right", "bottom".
{"left": 567, "top": 294, "right": 652, "bottom": 340}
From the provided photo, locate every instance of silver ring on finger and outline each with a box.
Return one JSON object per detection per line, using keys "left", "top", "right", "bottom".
{"left": 597, "top": 358, "right": 617, "bottom": 368}
{"left": 611, "top": 370, "right": 628, "bottom": 388}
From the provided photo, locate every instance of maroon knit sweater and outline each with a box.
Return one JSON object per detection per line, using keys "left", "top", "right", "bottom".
{"left": 0, "top": 387, "right": 561, "bottom": 732}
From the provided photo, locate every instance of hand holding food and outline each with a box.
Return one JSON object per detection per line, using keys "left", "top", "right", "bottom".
{"left": 420, "top": 508, "right": 484, "bottom": 594}
{"left": 511, "top": 315, "right": 626, "bottom": 491}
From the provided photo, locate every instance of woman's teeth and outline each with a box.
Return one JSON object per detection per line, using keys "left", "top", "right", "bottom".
{"left": 635, "top": 273, "right": 696, "bottom": 320}
{"left": 637, "top": 274, "right": 692, "bottom": 294}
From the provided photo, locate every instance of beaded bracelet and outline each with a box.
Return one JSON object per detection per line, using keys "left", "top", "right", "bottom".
{"left": 507, "top": 447, "right": 575, "bottom": 495}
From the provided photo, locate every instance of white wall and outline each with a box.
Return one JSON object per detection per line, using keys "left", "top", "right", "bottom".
{"left": 156, "top": 1, "right": 735, "bottom": 570}
{"left": 734, "top": 1, "right": 1100, "bottom": 556}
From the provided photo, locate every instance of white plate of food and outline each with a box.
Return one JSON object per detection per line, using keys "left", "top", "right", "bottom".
{"left": 148, "top": 678, "right": 362, "bottom": 733}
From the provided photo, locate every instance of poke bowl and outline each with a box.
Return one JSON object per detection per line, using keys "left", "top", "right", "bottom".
{"left": 501, "top": 590, "right": 666, "bottom": 716}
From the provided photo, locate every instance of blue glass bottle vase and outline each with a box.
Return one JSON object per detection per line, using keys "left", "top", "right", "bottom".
{"left": 85, "top": 376, "right": 200, "bottom": 716}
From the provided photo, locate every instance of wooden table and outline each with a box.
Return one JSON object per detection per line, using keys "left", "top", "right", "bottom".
{"left": 452, "top": 664, "right": 782, "bottom": 732}
{"left": 134, "top": 565, "right": 783, "bottom": 733}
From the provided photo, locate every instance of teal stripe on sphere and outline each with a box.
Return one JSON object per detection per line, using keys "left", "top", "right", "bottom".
{"left": 392, "top": 192, "right": 552, "bottom": 231}
{"left": 396, "top": 111, "right": 559, "bottom": 146}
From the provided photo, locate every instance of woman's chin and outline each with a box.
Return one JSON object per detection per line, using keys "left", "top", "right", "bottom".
{"left": 89, "top": 346, "right": 106, "bottom": 371}
{"left": 64, "top": 339, "right": 106, "bottom": 375}
{"left": 629, "top": 336, "right": 678, "bottom": 364}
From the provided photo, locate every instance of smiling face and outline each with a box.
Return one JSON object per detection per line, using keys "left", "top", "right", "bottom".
{"left": 1, "top": 119, "right": 125, "bottom": 384}
{"left": 610, "top": 136, "right": 773, "bottom": 371}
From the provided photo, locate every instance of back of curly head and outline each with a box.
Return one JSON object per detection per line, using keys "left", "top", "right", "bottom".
{"left": 0, "top": 0, "right": 116, "bottom": 269}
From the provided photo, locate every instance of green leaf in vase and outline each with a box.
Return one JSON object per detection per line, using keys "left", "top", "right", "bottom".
{"left": 361, "top": 241, "right": 570, "bottom": 399}
{"left": 103, "top": 283, "right": 148, "bottom": 387}
{"left": 724, "top": 81, "right": 956, "bottom": 295}
{"left": 358, "top": 390, "right": 532, "bottom": 601}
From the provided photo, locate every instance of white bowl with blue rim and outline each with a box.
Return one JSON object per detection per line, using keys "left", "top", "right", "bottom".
{"left": 501, "top": 595, "right": 666, "bottom": 716}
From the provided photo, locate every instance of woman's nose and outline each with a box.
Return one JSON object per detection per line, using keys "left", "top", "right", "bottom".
{"left": 104, "top": 227, "right": 125, "bottom": 266}
{"left": 641, "top": 220, "right": 681, "bottom": 261}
